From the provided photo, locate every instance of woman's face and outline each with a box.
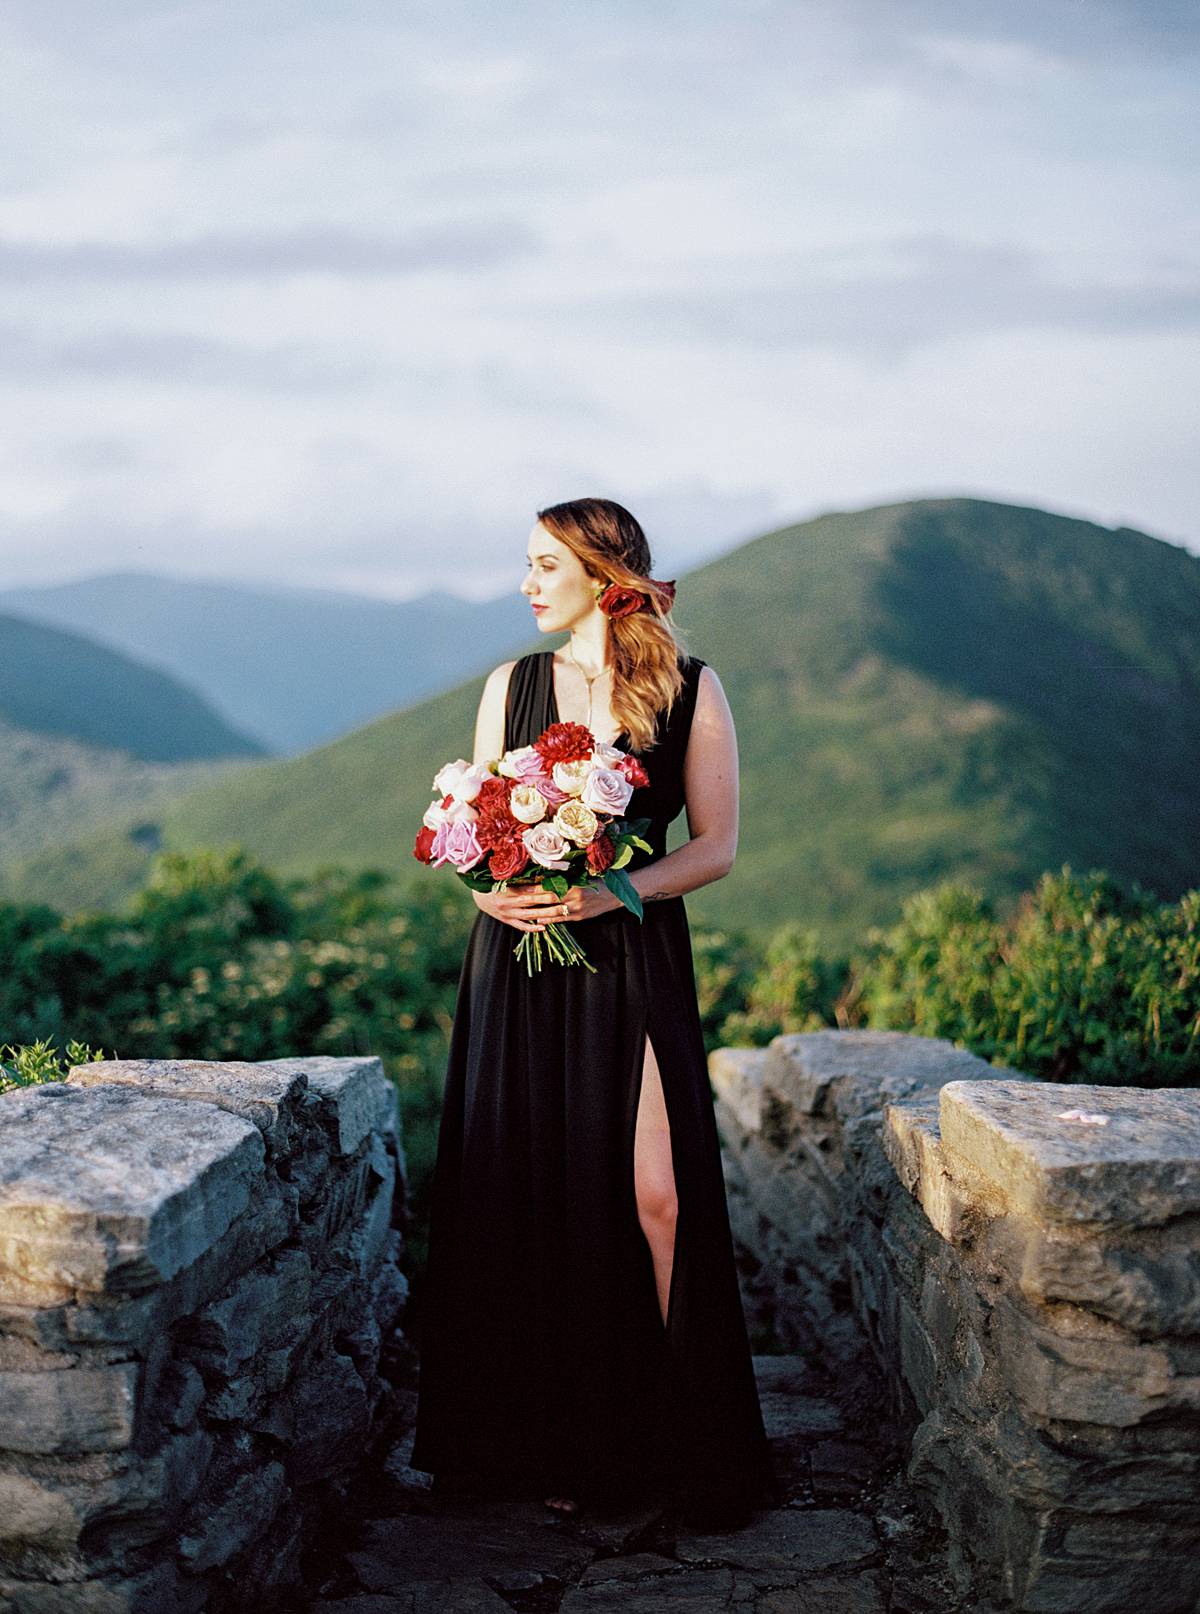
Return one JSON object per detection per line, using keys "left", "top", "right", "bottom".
{"left": 522, "top": 522, "right": 599, "bottom": 633}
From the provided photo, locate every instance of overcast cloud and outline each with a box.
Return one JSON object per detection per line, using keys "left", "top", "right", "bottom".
{"left": 1, "top": 0, "right": 1197, "bottom": 599}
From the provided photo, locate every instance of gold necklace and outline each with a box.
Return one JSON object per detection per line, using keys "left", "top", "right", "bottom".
{"left": 565, "top": 644, "right": 611, "bottom": 729}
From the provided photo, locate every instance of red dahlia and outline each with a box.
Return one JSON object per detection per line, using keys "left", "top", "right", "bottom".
{"left": 534, "top": 721, "right": 595, "bottom": 766}
{"left": 586, "top": 831, "right": 617, "bottom": 875}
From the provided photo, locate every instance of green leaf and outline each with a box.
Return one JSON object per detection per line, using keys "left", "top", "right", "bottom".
{"left": 612, "top": 844, "right": 633, "bottom": 870}
{"left": 630, "top": 836, "right": 653, "bottom": 853}
{"left": 604, "top": 867, "right": 644, "bottom": 920}
{"left": 541, "top": 874, "right": 570, "bottom": 898}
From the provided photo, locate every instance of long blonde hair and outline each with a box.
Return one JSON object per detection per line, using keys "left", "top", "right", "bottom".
{"left": 535, "top": 497, "right": 687, "bottom": 754}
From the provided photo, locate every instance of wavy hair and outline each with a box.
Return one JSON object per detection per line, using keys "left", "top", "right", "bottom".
{"left": 535, "top": 496, "right": 687, "bottom": 754}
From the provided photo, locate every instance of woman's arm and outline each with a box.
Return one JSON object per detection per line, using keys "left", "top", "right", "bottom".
{"left": 627, "top": 663, "right": 739, "bottom": 905}
{"left": 472, "top": 660, "right": 518, "bottom": 767}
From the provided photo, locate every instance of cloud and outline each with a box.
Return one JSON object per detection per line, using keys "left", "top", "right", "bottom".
{"left": 0, "top": 324, "right": 379, "bottom": 390}
{"left": 537, "top": 237, "right": 1200, "bottom": 360}
{"left": 0, "top": 220, "right": 541, "bottom": 282}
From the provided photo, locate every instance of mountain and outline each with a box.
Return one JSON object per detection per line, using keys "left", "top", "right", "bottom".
{"left": 0, "top": 572, "right": 536, "bottom": 754}
{"left": 0, "top": 611, "right": 263, "bottom": 863}
{"left": 2, "top": 497, "right": 1197, "bottom": 950}
{"left": 0, "top": 611, "right": 264, "bottom": 762}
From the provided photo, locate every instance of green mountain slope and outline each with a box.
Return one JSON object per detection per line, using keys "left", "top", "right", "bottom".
{"left": 4, "top": 497, "right": 1198, "bottom": 950}
{"left": 0, "top": 611, "right": 265, "bottom": 762}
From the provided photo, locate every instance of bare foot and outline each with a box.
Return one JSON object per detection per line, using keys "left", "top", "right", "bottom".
{"left": 543, "top": 1494, "right": 579, "bottom": 1514}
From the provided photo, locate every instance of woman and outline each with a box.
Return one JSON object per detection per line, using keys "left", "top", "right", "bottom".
{"left": 408, "top": 497, "right": 774, "bottom": 1526}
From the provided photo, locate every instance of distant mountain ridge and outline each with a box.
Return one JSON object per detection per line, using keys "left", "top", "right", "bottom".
{"left": 0, "top": 610, "right": 264, "bottom": 762}
{"left": 2, "top": 496, "right": 1197, "bottom": 949}
{"left": 0, "top": 571, "right": 536, "bottom": 754}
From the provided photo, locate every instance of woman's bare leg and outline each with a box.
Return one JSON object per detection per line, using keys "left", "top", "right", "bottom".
{"left": 634, "top": 1032, "right": 678, "bottom": 1327}
{"left": 545, "top": 1037, "right": 677, "bottom": 1513}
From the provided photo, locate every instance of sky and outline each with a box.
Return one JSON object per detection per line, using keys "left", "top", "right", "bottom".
{"left": 1, "top": 0, "right": 1198, "bottom": 600}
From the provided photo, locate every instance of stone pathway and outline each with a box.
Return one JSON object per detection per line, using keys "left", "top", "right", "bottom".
{"left": 298, "top": 1345, "right": 971, "bottom": 1613}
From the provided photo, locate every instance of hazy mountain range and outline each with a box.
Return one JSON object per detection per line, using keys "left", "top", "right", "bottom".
{"left": 0, "top": 572, "right": 536, "bottom": 754}
{"left": 2, "top": 496, "right": 1197, "bottom": 951}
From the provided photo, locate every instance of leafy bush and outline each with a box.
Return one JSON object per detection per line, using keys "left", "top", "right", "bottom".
{"left": 0, "top": 1038, "right": 109, "bottom": 1092}
{"left": 847, "top": 865, "right": 1200, "bottom": 1086}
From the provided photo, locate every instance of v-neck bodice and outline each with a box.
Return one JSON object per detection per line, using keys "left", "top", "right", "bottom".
{"left": 503, "top": 648, "right": 706, "bottom": 871}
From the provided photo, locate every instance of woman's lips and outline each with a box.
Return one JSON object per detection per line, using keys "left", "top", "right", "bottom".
{"left": 531, "top": 604, "right": 548, "bottom": 613}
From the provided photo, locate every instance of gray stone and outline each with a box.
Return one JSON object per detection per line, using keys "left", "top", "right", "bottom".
{"left": 176, "top": 1459, "right": 287, "bottom": 1573}
{"left": 0, "top": 1361, "right": 139, "bottom": 1454}
{"left": 559, "top": 1568, "right": 736, "bottom": 1611}
{"left": 754, "top": 1574, "right": 887, "bottom": 1613}
{"left": 0, "top": 1084, "right": 263, "bottom": 1296}
{"left": 0, "top": 1427, "right": 214, "bottom": 1566}
{"left": 348, "top": 1511, "right": 593, "bottom": 1591}
{"left": 176, "top": 1245, "right": 313, "bottom": 1374}
{"left": 938, "top": 1079, "right": 1200, "bottom": 1226}
{"left": 67, "top": 1058, "right": 309, "bottom": 1159}
{"left": 255, "top": 1055, "right": 399, "bottom": 1155}
{"left": 675, "top": 1507, "right": 878, "bottom": 1578}
{"left": 0, "top": 1180, "right": 297, "bottom": 1352}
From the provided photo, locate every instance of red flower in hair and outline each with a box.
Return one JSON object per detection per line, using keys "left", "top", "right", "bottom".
{"left": 534, "top": 721, "right": 595, "bottom": 765}
{"left": 597, "top": 583, "right": 645, "bottom": 619}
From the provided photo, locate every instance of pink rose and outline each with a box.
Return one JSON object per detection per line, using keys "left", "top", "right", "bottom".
{"left": 580, "top": 766, "right": 633, "bottom": 816}
{"left": 432, "top": 818, "right": 485, "bottom": 872}
{"left": 521, "top": 822, "right": 571, "bottom": 870}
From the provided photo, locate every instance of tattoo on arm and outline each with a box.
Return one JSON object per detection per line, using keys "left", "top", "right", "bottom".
{"left": 643, "top": 889, "right": 672, "bottom": 902}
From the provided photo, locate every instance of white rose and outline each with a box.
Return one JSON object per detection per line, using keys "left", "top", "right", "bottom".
{"left": 581, "top": 766, "right": 634, "bottom": 816}
{"left": 432, "top": 758, "right": 491, "bottom": 804}
{"left": 591, "top": 742, "right": 625, "bottom": 769}
{"left": 522, "top": 822, "right": 571, "bottom": 870}
{"left": 553, "top": 800, "right": 599, "bottom": 846}
{"left": 510, "top": 783, "right": 549, "bottom": 824}
{"left": 551, "top": 758, "right": 593, "bottom": 797}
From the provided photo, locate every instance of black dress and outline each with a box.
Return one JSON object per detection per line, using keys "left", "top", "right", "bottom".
{"left": 408, "top": 649, "right": 773, "bottom": 1515}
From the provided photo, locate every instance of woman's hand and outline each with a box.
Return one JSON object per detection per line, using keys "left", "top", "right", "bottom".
{"left": 472, "top": 879, "right": 622, "bottom": 931}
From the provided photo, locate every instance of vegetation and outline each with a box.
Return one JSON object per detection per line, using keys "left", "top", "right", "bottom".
{"left": 4, "top": 497, "right": 1199, "bottom": 952}
{"left": 4, "top": 849, "right": 1197, "bottom": 1278}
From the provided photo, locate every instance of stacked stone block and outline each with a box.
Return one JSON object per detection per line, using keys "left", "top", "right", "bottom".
{"left": 0, "top": 1056, "right": 409, "bottom": 1613}
{"left": 711, "top": 1029, "right": 1200, "bottom": 1612}
{"left": 883, "top": 1077, "right": 1200, "bottom": 1613}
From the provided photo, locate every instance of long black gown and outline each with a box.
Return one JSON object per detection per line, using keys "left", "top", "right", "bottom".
{"left": 408, "top": 648, "right": 774, "bottom": 1515}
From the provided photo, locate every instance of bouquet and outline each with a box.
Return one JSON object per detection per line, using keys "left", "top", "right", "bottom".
{"left": 413, "top": 720, "right": 652, "bottom": 974}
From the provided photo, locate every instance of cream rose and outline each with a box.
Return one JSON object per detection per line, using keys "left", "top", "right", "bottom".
{"left": 497, "top": 744, "right": 547, "bottom": 783}
{"left": 551, "top": 757, "right": 593, "bottom": 797}
{"left": 580, "top": 766, "right": 634, "bottom": 816}
{"left": 509, "top": 783, "right": 550, "bottom": 824}
{"left": 521, "top": 822, "right": 571, "bottom": 870}
{"left": 553, "top": 800, "right": 599, "bottom": 846}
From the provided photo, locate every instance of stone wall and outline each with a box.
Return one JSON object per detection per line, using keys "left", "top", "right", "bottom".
{"left": 0, "top": 1056, "right": 409, "bottom": 1613}
{"left": 712, "top": 1029, "right": 1200, "bottom": 1614}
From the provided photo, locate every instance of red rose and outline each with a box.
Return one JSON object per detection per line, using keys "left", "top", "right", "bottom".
{"left": 413, "top": 824, "right": 436, "bottom": 863}
{"left": 534, "top": 721, "right": 596, "bottom": 766}
{"left": 598, "top": 583, "right": 646, "bottom": 619}
{"left": 618, "top": 755, "right": 649, "bottom": 789}
{"left": 586, "top": 831, "right": 617, "bottom": 875}
{"left": 489, "top": 837, "right": 529, "bottom": 880}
